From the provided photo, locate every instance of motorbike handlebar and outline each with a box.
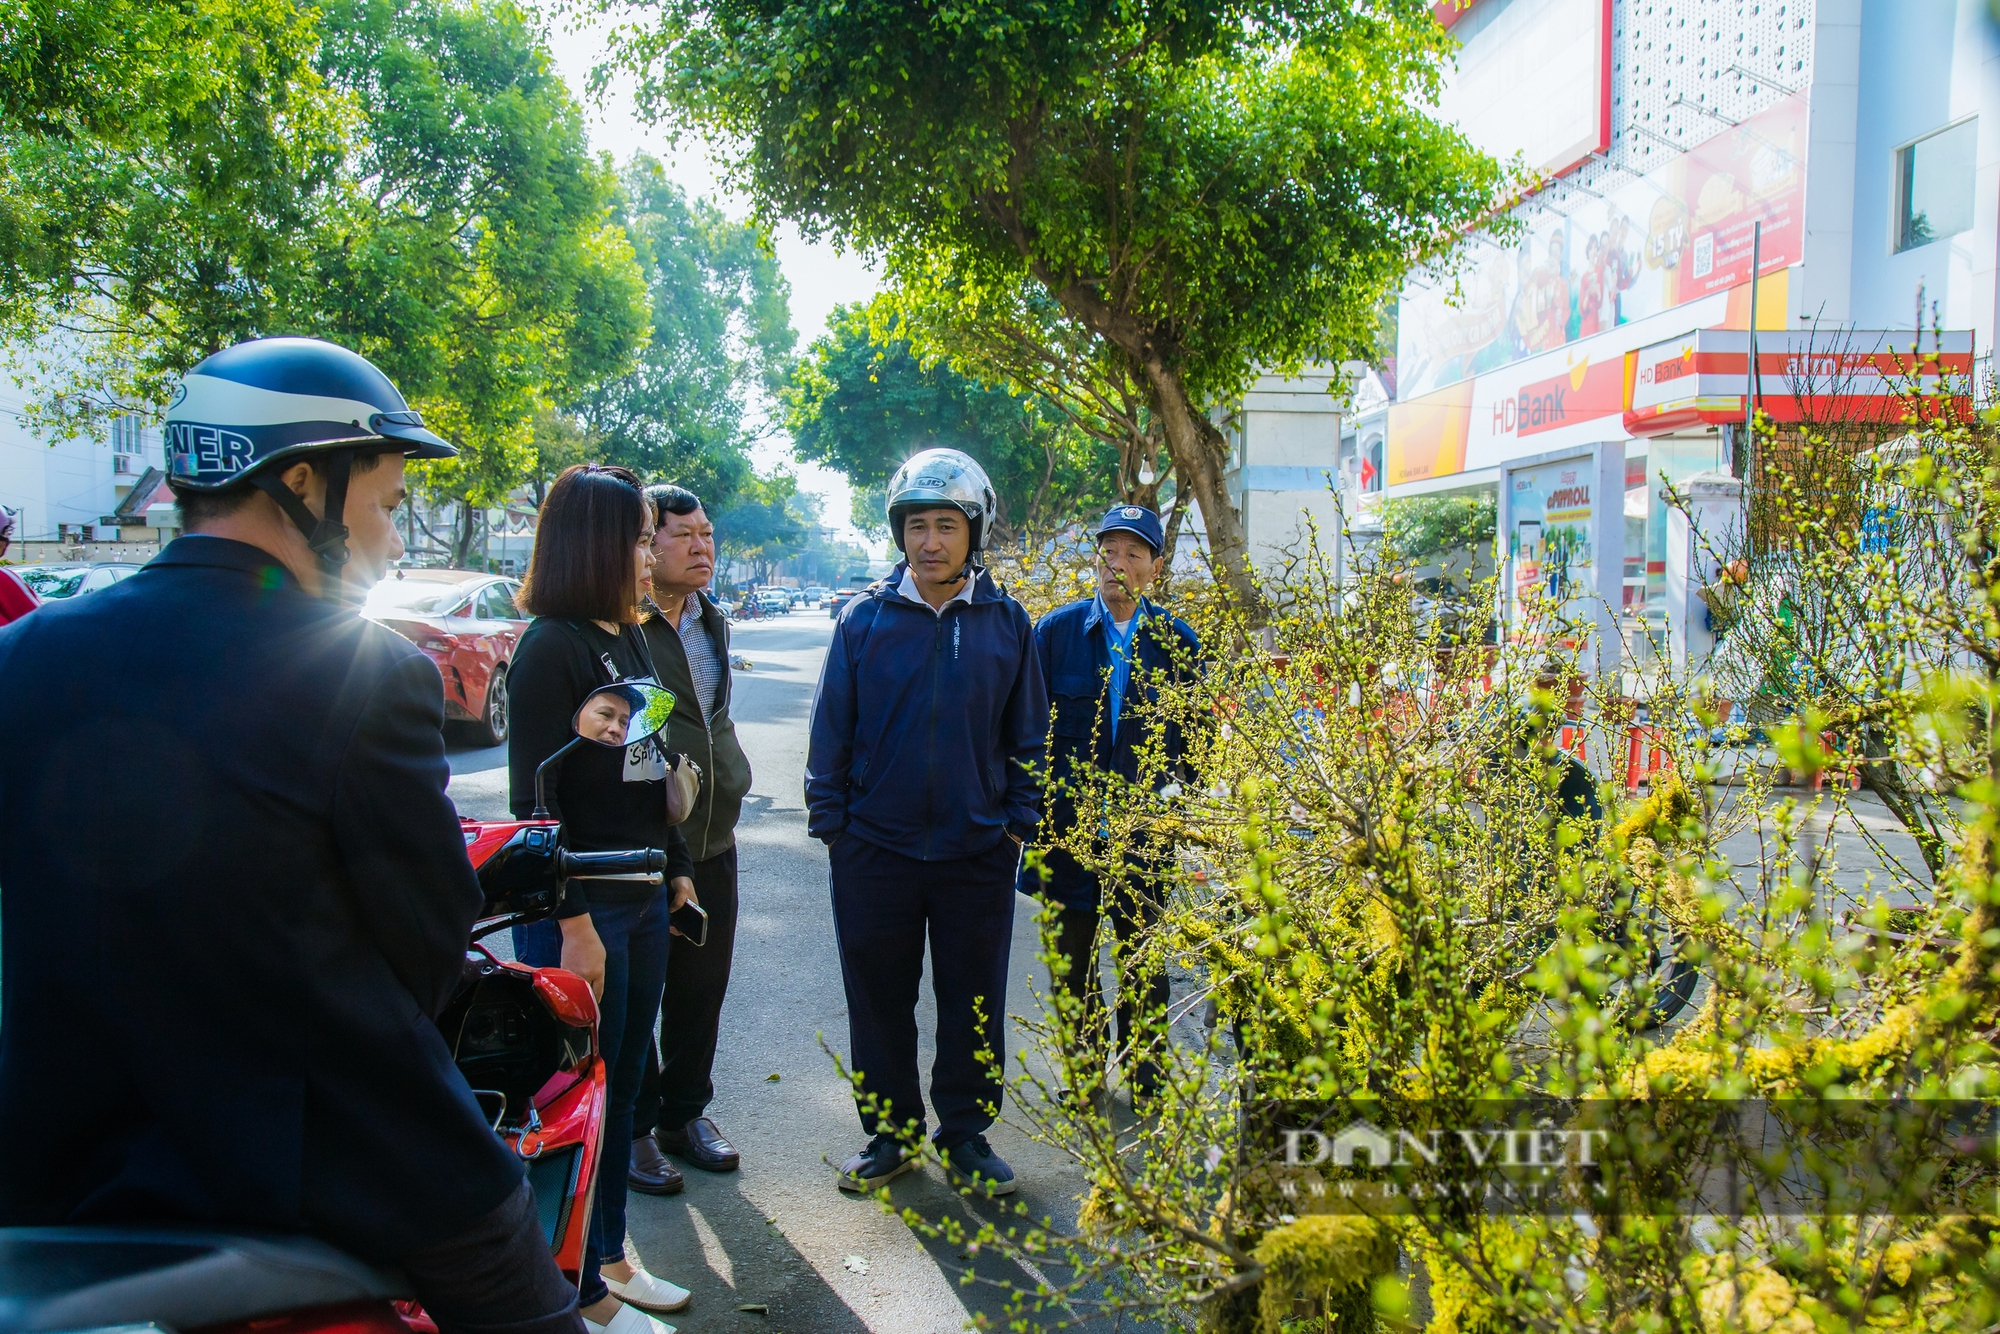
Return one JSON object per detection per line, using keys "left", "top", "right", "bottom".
{"left": 555, "top": 848, "right": 669, "bottom": 881}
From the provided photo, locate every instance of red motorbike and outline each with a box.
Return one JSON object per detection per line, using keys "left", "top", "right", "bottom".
{"left": 0, "top": 682, "right": 672, "bottom": 1334}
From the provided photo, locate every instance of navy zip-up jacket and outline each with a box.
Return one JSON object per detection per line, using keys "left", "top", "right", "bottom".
{"left": 806, "top": 564, "right": 1047, "bottom": 859}
{"left": 1025, "top": 594, "right": 1201, "bottom": 910}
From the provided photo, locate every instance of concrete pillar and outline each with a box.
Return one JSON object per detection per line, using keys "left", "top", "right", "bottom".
{"left": 1224, "top": 367, "right": 1344, "bottom": 574}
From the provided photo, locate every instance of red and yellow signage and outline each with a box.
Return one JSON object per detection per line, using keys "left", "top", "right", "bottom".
{"left": 1625, "top": 329, "right": 1975, "bottom": 436}
{"left": 1385, "top": 381, "right": 1474, "bottom": 487}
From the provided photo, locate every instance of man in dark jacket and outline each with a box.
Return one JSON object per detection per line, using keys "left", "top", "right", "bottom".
{"left": 1026, "top": 504, "right": 1199, "bottom": 1102}
{"left": 0, "top": 338, "right": 580, "bottom": 1334}
{"left": 630, "top": 484, "right": 755, "bottom": 1190}
{"left": 805, "top": 448, "right": 1046, "bottom": 1197}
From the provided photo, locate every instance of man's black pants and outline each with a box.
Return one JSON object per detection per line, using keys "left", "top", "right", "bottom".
{"left": 1049, "top": 884, "right": 1171, "bottom": 1088}
{"left": 402, "top": 1179, "right": 583, "bottom": 1334}
{"left": 636, "top": 846, "right": 738, "bottom": 1136}
{"left": 828, "top": 831, "right": 1017, "bottom": 1146}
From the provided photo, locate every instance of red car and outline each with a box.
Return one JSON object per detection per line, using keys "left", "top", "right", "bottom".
{"left": 363, "top": 569, "right": 527, "bottom": 745}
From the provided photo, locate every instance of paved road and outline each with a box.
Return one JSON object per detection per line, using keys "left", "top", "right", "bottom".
{"left": 449, "top": 614, "right": 1106, "bottom": 1334}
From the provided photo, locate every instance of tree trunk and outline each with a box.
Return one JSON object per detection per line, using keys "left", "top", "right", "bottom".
{"left": 1013, "top": 249, "right": 1258, "bottom": 607}
{"left": 1139, "top": 358, "right": 1256, "bottom": 608}
{"left": 452, "top": 502, "right": 477, "bottom": 569}
{"left": 1161, "top": 482, "right": 1190, "bottom": 556}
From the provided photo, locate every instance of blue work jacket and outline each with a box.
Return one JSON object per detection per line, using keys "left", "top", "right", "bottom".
{"left": 805, "top": 564, "right": 1046, "bottom": 860}
{"left": 1024, "top": 595, "right": 1200, "bottom": 910}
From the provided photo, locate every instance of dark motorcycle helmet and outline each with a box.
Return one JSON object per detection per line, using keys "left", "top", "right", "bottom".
{"left": 164, "top": 337, "right": 455, "bottom": 589}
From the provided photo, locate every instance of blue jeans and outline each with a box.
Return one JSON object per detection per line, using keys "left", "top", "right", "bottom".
{"left": 515, "top": 894, "right": 672, "bottom": 1308}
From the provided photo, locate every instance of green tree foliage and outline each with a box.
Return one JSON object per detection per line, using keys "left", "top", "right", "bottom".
{"left": 0, "top": 0, "right": 347, "bottom": 400}
{"left": 2, "top": 0, "right": 652, "bottom": 566}
{"left": 783, "top": 301, "right": 1120, "bottom": 541}
{"left": 887, "top": 275, "right": 1172, "bottom": 513}
{"left": 566, "top": 155, "right": 797, "bottom": 513}
{"left": 714, "top": 471, "right": 806, "bottom": 583}
{"left": 310, "top": 0, "right": 649, "bottom": 563}
{"left": 610, "top": 0, "right": 1504, "bottom": 600}
{"left": 1380, "top": 489, "right": 1496, "bottom": 568}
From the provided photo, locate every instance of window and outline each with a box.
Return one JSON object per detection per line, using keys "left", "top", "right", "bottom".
{"left": 1361, "top": 434, "right": 1384, "bottom": 494}
{"left": 1897, "top": 119, "right": 1978, "bottom": 253}
{"left": 362, "top": 578, "right": 469, "bottom": 617}
{"left": 480, "top": 584, "right": 520, "bottom": 619}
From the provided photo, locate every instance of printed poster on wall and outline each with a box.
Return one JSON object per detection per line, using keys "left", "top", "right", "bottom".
{"left": 1509, "top": 459, "right": 1596, "bottom": 626}
{"left": 1397, "top": 91, "right": 1810, "bottom": 401}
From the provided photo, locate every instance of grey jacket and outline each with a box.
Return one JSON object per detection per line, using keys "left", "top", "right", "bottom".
{"left": 640, "top": 591, "right": 753, "bottom": 861}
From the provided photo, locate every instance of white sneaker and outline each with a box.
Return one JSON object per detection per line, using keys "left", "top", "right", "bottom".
{"left": 603, "top": 1266, "right": 693, "bottom": 1313}
{"left": 583, "top": 1299, "right": 676, "bottom": 1334}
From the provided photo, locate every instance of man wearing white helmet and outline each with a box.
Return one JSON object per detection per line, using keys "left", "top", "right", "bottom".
{"left": 0, "top": 338, "right": 587, "bottom": 1334}
{"left": 805, "top": 447, "right": 1047, "bottom": 1197}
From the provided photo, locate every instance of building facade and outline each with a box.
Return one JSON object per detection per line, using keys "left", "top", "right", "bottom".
{"left": 0, "top": 369, "right": 176, "bottom": 563}
{"left": 1360, "top": 0, "right": 1999, "bottom": 678}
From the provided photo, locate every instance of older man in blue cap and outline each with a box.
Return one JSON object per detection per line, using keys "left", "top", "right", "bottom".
{"left": 1024, "top": 503, "right": 1199, "bottom": 1103}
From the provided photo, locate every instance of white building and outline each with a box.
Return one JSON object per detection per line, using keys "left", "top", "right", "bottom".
{"left": 0, "top": 372, "right": 173, "bottom": 561}
{"left": 1363, "top": 0, "right": 1999, "bottom": 676}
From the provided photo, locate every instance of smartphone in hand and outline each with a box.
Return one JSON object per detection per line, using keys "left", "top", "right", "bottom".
{"left": 670, "top": 899, "right": 708, "bottom": 947}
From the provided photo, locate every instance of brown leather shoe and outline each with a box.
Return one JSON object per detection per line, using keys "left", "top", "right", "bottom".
{"left": 628, "top": 1131, "right": 685, "bottom": 1194}
{"left": 657, "top": 1116, "right": 740, "bottom": 1172}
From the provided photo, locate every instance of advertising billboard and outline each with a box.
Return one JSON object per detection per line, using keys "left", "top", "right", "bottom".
{"left": 1398, "top": 91, "right": 1811, "bottom": 402}
{"left": 1385, "top": 281, "right": 1751, "bottom": 487}
{"left": 1435, "top": 0, "right": 1610, "bottom": 182}
{"left": 1510, "top": 457, "right": 1597, "bottom": 610}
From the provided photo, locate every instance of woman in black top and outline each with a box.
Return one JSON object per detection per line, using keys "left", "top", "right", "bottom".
{"left": 507, "top": 464, "right": 696, "bottom": 1333}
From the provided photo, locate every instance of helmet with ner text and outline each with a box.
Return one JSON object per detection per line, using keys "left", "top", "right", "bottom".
{"left": 164, "top": 338, "right": 455, "bottom": 589}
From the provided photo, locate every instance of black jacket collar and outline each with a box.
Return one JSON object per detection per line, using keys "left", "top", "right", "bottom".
{"left": 151, "top": 535, "right": 302, "bottom": 591}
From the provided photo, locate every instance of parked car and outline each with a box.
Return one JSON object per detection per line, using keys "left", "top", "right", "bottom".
{"left": 754, "top": 588, "right": 792, "bottom": 616}
{"left": 801, "top": 585, "right": 831, "bottom": 606}
{"left": 362, "top": 569, "right": 526, "bottom": 745}
{"left": 14, "top": 562, "right": 145, "bottom": 601}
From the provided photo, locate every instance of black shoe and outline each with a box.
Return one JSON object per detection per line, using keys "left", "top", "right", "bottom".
{"left": 836, "top": 1134, "right": 919, "bottom": 1192}
{"left": 628, "top": 1131, "right": 685, "bottom": 1195}
{"left": 936, "top": 1133, "right": 1017, "bottom": 1196}
{"left": 658, "top": 1116, "right": 740, "bottom": 1172}
{"left": 1058, "top": 1081, "right": 1109, "bottom": 1114}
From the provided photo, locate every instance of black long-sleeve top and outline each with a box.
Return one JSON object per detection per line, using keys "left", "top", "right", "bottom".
{"left": 507, "top": 616, "right": 695, "bottom": 915}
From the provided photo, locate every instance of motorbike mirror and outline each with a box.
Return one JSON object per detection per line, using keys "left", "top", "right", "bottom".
{"left": 572, "top": 681, "right": 674, "bottom": 749}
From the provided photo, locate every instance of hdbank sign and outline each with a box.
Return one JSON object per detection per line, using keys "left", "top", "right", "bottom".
{"left": 1384, "top": 276, "right": 1762, "bottom": 487}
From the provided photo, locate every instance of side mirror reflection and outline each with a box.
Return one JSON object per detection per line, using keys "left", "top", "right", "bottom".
{"left": 572, "top": 681, "right": 674, "bottom": 748}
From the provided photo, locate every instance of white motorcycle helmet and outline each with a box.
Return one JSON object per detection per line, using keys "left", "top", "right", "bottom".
{"left": 884, "top": 448, "right": 997, "bottom": 569}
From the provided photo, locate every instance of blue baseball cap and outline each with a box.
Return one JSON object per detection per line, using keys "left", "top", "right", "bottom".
{"left": 1094, "top": 503, "right": 1164, "bottom": 555}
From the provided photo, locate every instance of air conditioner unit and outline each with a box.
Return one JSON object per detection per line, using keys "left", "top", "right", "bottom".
{"left": 113, "top": 453, "right": 141, "bottom": 475}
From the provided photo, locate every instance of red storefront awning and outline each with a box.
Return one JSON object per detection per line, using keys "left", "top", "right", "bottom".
{"left": 1624, "top": 329, "right": 1974, "bottom": 437}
